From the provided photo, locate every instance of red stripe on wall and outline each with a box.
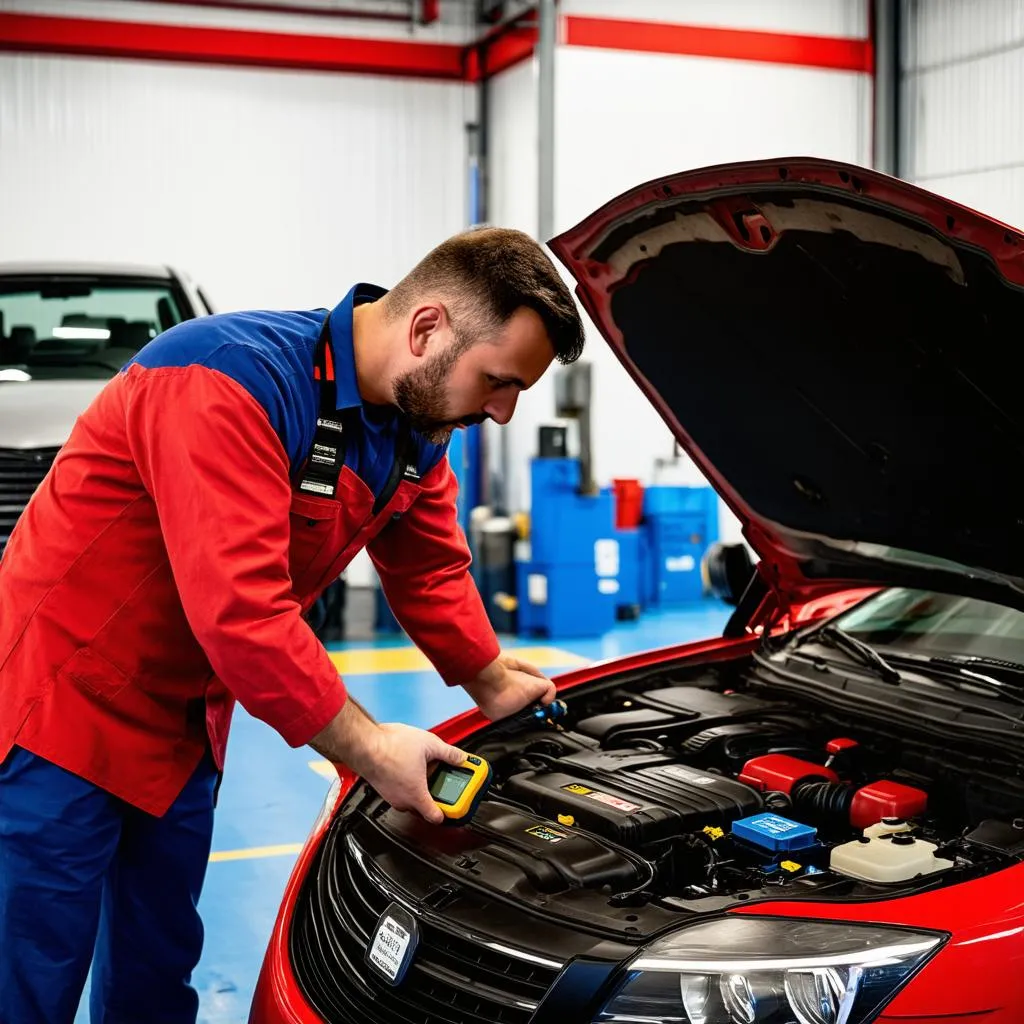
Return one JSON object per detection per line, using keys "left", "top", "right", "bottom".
{"left": 465, "top": 25, "right": 538, "bottom": 82}
{"left": 564, "top": 15, "right": 873, "bottom": 73}
{"left": 0, "top": 12, "right": 466, "bottom": 79}
{"left": 0, "top": 12, "right": 872, "bottom": 79}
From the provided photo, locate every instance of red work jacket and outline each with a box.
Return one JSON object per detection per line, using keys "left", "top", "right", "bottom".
{"left": 0, "top": 299, "right": 499, "bottom": 816}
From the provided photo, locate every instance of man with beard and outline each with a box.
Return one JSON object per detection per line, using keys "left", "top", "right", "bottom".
{"left": 0, "top": 226, "right": 586, "bottom": 1023}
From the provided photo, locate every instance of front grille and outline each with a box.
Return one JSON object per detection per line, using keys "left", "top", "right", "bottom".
{"left": 0, "top": 447, "right": 59, "bottom": 550}
{"left": 290, "top": 822, "right": 562, "bottom": 1024}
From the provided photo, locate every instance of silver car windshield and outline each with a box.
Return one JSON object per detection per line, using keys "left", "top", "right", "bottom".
{"left": 0, "top": 279, "right": 186, "bottom": 379}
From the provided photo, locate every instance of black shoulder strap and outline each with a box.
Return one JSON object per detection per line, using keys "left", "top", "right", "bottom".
{"left": 372, "top": 418, "right": 417, "bottom": 515}
{"left": 298, "top": 312, "right": 356, "bottom": 498}
{"left": 300, "top": 309, "right": 417, "bottom": 507}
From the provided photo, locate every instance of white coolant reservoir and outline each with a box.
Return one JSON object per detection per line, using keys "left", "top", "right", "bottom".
{"left": 864, "top": 817, "right": 914, "bottom": 839}
{"left": 830, "top": 834, "right": 955, "bottom": 883}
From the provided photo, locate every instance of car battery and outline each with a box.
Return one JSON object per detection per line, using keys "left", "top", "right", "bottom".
{"left": 732, "top": 812, "right": 818, "bottom": 854}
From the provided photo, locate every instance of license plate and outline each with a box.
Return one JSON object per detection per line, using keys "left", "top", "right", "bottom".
{"left": 365, "top": 903, "right": 420, "bottom": 987}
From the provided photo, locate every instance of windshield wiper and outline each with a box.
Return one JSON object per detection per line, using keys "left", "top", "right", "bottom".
{"left": 927, "top": 654, "right": 1024, "bottom": 675}
{"left": 795, "top": 624, "right": 903, "bottom": 683}
{"left": 885, "top": 652, "right": 1024, "bottom": 708}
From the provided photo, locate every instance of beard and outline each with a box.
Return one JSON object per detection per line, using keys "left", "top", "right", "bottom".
{"left": 393, "top": 338, "right": 484, "bottom": 445}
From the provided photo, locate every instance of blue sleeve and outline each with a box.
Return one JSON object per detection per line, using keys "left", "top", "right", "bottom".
{"left": 127, "top": 310, "right": 322, "bottom": 474}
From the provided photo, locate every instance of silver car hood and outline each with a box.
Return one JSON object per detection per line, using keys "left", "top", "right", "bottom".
{"left": 0, "top": 379, "right": 108, "bottom": 449}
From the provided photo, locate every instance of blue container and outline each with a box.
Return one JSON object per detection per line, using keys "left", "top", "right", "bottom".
{"left": 732, "top": 813, "right": 818, "bottom": 854}
{"left": 643, "top": 486, "right": 720, "bottom": 606}
{"left": 613, "top": 528, "right": 642, "bottom": 610}
{"left": 446, "top": 424, "right": 482, "bottom": 535}
{"left": 516, "top": 561, "right": 617, "bottom": 639}
{"left": 637, "top": 527, "right": 655, "bottom": 607}
{"left": 648, "top": 514, "right": 708, "bottom": 604}
{"left": 643, "top": 484, "right": 719, "bottom": 520}
{"left": 374, "top": 586, "right": 404, "bottom": 635}
{"left": 529, "top": 459, "right": 615, "bottom": 566}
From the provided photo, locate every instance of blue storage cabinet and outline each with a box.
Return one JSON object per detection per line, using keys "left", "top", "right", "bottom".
{"left": 517, "top": 562, "right": 619, "bottom": 638}
{"left": 612, "top": 528, "right": 642, "bottom": 611}
{"left": 516, "top": 459, "right": 620, "bottom": 639}
{"left": 643, "top": 485, "right": 719, "bottom": 606}
{"left": 529, "top": 460, "right": 613, "bottom": 564}
{"left": 446, "top": 424, "right": 481, "bottom": 535}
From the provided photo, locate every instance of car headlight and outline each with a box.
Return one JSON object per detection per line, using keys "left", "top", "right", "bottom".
{"left": 308, "top": 773, "right": 342, "bottom": 839}
{"left": 595, "top": 916, "right": 943, "bottom": 1024}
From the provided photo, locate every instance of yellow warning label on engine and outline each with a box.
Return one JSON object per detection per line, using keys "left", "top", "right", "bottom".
{"left": 780, "top": 861, "right": 802, "bottom": 873}
{"left": 525, "top": 825, "right": 567, "bottom": 844}
{"left": 562, "top": 784, "right": 593, "bottom": 795}
{"left": 702, "top": 826, "right": 725, "bottom": 841}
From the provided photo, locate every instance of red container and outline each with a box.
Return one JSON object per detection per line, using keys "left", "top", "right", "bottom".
{"left": 850, "top": 780, "right": 928, "bottom": 829}
{"left": 612, "top": 478, "right": 644, "bottom": 529}
{"left": 738, "top": 754, "right": 839, "bottom": 795}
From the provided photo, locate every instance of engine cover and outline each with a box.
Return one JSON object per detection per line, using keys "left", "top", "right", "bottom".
{"left": 502, "top": 750, "right": 763, "bottom": 845}
{"left": 575, "top": 686, "right": 779, "bottom": 747}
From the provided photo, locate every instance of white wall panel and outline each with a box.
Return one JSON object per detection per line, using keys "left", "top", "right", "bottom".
{"left": 905, "top": 0, "right": 1024, "bottom": 68}
{"left": 554, "top": 46, "right": 871, "bottom": 231}
{"left": 483, "top": 57, "right": 543, "bottom": 511}
{"left": 0, "top": 54, "right": 470, "bottom": 311}
{"left": 486, "top": 57, "right": 538, "bottom": 235}
{"left": 908, "top": 50, "right": 1024, "bottom": 182}
{"left": 559, "top": 0, "right": 869, "bottom": 39}
{"left": 903, "top": 0, "right": 1024, "bottom": 232}
{"left": 497, "top": 39, "right": 871, "bottom": 546}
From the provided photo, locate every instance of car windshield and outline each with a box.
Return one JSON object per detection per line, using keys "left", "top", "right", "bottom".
{"left": 0, "top": 277, "right": 186, "bottom": 380}
{"left": 836, "top": 588, "right": 1024, "bottom": 666}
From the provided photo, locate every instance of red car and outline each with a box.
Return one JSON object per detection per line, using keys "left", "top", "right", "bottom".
{"left": 251, "top": 158, "right": 1024, "bottom": 1024}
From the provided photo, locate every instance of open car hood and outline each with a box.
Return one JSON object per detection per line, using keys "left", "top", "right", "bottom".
{"left": 549, "top": 158, "right": 1024, "bottom": 614}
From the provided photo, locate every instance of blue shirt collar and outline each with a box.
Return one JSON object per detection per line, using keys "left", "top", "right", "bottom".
{"left": 326, "top": 282, "right": 388, "bottom": 411}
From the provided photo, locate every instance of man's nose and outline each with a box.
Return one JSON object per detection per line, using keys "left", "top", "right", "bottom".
{"left": 484, "top": 390, "right": 519, "bottom": 426}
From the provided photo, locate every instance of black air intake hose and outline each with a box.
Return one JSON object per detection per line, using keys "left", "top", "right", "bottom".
{"left": 791, "top": 779, "right": 854, "bottom": 827}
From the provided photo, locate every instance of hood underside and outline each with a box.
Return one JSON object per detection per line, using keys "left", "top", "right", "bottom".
{"left": 549, "top": 158, "right": 1024, "bottom": 611}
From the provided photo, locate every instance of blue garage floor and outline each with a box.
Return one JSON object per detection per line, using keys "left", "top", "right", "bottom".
{"left": 72, "top": 600, "right": 733, "bottom": 1024}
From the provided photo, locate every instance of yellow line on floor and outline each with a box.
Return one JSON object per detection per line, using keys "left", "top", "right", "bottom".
{"left": 328, "top": 645, "right": 587, "bottom": 675}
{"left": 209, "top": 843, "right": 303, "bottom": 863}
{"left": 308, "top": 759, "right": 337, "bottom": 780}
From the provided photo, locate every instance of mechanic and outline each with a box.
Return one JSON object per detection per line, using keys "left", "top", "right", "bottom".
{"left": 0, "top": 227, "right": 586, "bottom": 1023}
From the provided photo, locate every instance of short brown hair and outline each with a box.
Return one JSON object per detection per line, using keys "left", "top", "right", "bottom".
{"left": 383, "top": 227, "right": 585, "bottom": 364}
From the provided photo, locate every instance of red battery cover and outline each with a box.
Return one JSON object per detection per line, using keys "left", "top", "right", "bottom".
{"left": 738, "top": 754, "right": 839, "bottom": 795}
{"left": 850, "top": 780, "right": 928, "bottom": 829}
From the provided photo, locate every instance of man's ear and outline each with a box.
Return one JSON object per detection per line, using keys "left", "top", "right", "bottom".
{"left": 408, "top": 304, "right": 444, "bottom": 358}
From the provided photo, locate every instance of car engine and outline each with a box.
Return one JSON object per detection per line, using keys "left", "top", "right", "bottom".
{"left": 424, "top": 666, "right": 1024, "bottom": 913}
{"left": 291, "top": 657, "right": 1024, "bottom": 1024}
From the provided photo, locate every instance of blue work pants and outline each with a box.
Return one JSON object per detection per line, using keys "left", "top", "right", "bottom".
{"left": 0, "top": 746, "right": 217, "bottom": 1024}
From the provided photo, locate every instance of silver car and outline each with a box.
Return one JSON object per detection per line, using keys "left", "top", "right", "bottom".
{"left": 0, "top": 262, "right": 211, "bottom": 551}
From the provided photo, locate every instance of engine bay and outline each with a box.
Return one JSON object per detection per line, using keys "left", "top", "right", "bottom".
{"left": 362, "top": 654, "right": 1024, "bottom": 927}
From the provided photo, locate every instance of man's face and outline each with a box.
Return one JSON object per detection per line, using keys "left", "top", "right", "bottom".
{"left": 393, "top": 306, "right": 554, "bottom": 445}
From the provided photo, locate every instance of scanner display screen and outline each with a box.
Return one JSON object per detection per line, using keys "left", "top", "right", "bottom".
{"left": 430, "top": 766, "right": 473, "bottom": 805}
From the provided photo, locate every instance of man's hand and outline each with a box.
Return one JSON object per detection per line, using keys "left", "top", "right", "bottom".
{"left": 358, "top": 723, "right": 468, "bottom": 825}
{"left": 462, "top": 652, "right": 557, "bottom": 721}
{"left": 309, "top": 699, "right": 467, "bottom": 824}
